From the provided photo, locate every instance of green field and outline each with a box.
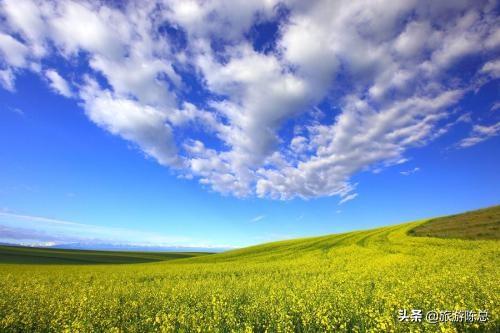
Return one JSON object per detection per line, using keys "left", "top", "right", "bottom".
{"left": 0, "top": 207, "right": 499, "bottom": 332}
{"left": 409, "top": 205, "right": 500, "bottom": 240}
{"left": 0, "top": 245, "right": 211, "bottom": 264}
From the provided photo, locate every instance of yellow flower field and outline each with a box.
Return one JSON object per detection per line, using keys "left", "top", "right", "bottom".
{"left": 0, "top": 221, "right": 498, "bottom": 332}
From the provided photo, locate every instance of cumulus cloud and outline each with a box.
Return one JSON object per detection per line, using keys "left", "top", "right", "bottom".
{"left": 0, "top": 0, "right": 498, "bottom": 201}
{"left": 0, "top": 33, "right": 29, "bottom": 67}
{"left": 79, "top": 78, "right": 181, "bottom": 167}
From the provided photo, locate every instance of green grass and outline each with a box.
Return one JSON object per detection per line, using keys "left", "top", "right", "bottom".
{"left": 0, "top": 245, "right": 212, "bottom": 264}
{"left": 408, "top": 205, "right": 500, "bottom": 240}
{"left": 0, "top": 206, "right": 498, "bottom": 332}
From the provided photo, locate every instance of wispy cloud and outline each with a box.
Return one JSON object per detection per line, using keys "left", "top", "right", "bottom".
{"left": 491, "top": 102, "right": 500, "bottom": 112}
{"left": 339, "top": 193, "right": 358, "bottom": 205}
{"left": 0, "top": 212, "right": 232, "bottom": 249}
{"left": 400, "top": 167, "right": 420, "bottom": 176}
{"left": 457, "top": 121, "right": 500, "bottom": 148}
{"left": 45, "top": 69, "right": 72, "bottom": 97}
{"left": 250, "top": 215, "right": 265, "bottom": 223}
{"left": 4, "top": 106, "right": 25, "bottom": 116}
{"left": 0, "top": 212, "right": 83, "bottom": 226}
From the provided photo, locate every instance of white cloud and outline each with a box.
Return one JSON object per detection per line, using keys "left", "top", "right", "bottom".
{"left": 198, "top": 43, "right": 311, "bottom": 163}
{"left": 0, "top": 211, "right": 81, "bottom": 226}
{"left": 393, "top": 21, "right": 432, "bottom": 58}
{"left": 167, "top": 0, "right": 278, "bottom": 41}
{"left": 8, "top": 107, "right": 24, "bottom": 116}
{"left": 0, "top": 32, "right": 29, "bottom": 67}
{"left": 80, "top": 79, "right": 181, "bottom": 167}
{"left": 255, "top": 90, "right": 463, "bottom": 199}
{"left": 0, "top": 68, "right": 15, "bottom": 91}
{"left": 47, "top": 1, "right": 125, "bottom": 59}
{"left": 458, "top": 121, "right": 500, "bottom": 148}
{"left": 1, "top": 0, "right": 47, "bottom": 57}
{"left": 45, "top": 69, "right": 72, "bottom": 97}
{"left": 481, "top": 60, "right": 500, "bottom": 78}
{"left": 0, "top": 0, "right": 498, "bottom": 201}
{"left": 0, "top": 211, "right": 230, "bottom": 248}
{"left": 290, "top": 136, "right": 308, "bottom": 154}
{"left": 339, "top": 193, "right": 358, "bottom": 205}
{"left": 400, "top": 167, "right": 420, "bottom": 176}
{"left": 250, "top": 215, "right": 265, "bottom": 222}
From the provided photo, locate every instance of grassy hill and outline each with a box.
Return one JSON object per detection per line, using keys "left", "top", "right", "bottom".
{"left": 408, "top": 205, "right": 500, "bottom": 240}
{"left": 0, "top": 207, "right": 498, "bottom": 332}
{"left": 0, "top": 245, "right": 211, "bottom": 264}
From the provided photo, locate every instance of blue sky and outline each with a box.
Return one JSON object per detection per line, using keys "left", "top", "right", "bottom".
{"left": 0, "top": 0, "right": 499, "bottom": 249}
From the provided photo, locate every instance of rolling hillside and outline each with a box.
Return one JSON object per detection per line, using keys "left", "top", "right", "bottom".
{"left": 187, "top": 205, "right": 500, "bottom": 265}
{"left": 2, "top": 205, "right": 498, "bottom": 266}
{"left": 0, "top": 207, "right": 498, "bottom": 332}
